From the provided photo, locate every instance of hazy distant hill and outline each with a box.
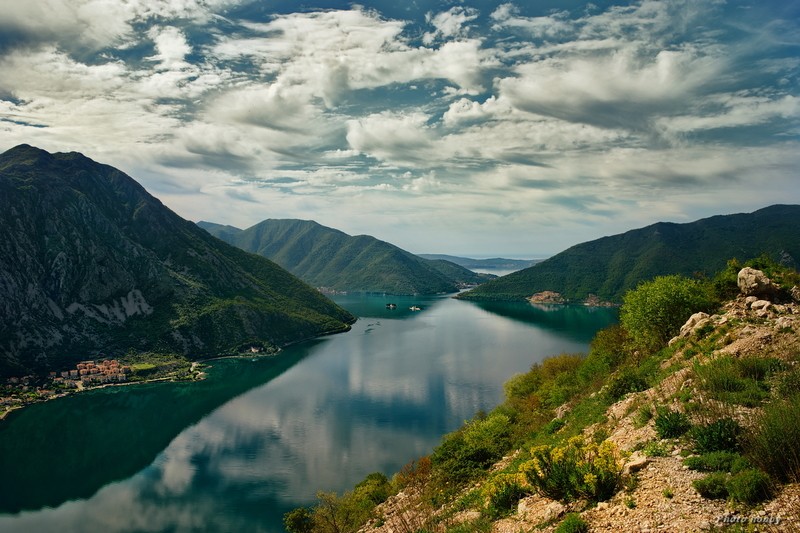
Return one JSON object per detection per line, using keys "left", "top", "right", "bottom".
{"left": 0, "top": 145, "right": 354, "bottom": 377}
{"left": 418, "top": 254, "right": 539, "bottom": 271}
{"left": 459, "top": 205, "right": 800, "bottom": 303}
{"left": 198, "top": 220, "right": 493, "bottom": 294}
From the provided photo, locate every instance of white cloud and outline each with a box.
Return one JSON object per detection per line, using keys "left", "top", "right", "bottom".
{"left": 423, "top": 6, "right": 479, "bottom": 45}
{"left": 147, "top": 26, "right": 192, "bottom": 70}
{"left": 658, "top": 93, "right": 800, "bottom": 133}
{"left": 498, "top": 46, "right": 724, "bottom": 130}
{"left": 0, "top": 0, "right": 239, "bottom": 50}
{"left": 212, "top": 8, "right": 493, "bottom": 101}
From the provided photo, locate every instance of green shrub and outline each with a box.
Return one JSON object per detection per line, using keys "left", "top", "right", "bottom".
{"left": 606, "top": 367, "right": 649, "bottom": 401}
{"left": 736, "top": 357, "right": 784, "bottom": 381}
{"left": 354, "top": 472, "right": 391, "bottom": 506}
{"left": 694, "top": 356, "right": 776, "bottom": 407}
{"left": 683, "top": 451, "right": 748, "bottom": 473}
{"left": 642, "top": 440, "right": 670, "bottom": 457}
{"left": 283, "top": 507, "right": 313, "bottom": 533}
{"left": 692, "top": 418, "right": 742, "bottom": 453}
{"left": 633, "top": 404, "right": 653, "bottom": 428}
{"left": 483, "top": 476, "right": 530, "bottom": 519}
{"left": 776, "top": 366, "right": 800, "bottom": 397}
{"left": 543, "top": 418, "right": 566, "bottom": 435}
{"left": 727, "top": 469, "right": 773, "bottom": 504}
{"left": 744, "top": 396, "right": 800, "bottom": 483}
{"left": 555, "top": 513, "right": 589, "bottom": 533}
{"left": 431, "top": 413, "right": 512, "bottom": 485}
{"left": 693, "top": 472, "right": 729, "bottom": 499}
{"left": 522, "top": 436, "right": 623, "bottom": 503}
{"left": 654, "top": 408, "right": 692, "bottom": 438}
{"left": 584, "top": 325, "right": 630, "bottom": 376}
{"left": 620, "top": 275, "right": 717, "bottom": 353}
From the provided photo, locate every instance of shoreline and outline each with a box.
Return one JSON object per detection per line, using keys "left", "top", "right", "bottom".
{"left": 0, "top": 362, "right": 208, "bottom": 422}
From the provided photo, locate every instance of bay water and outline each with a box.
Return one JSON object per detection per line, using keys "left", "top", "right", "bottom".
{"left": 0, "top": 294, "right": 616, "bottom": 532}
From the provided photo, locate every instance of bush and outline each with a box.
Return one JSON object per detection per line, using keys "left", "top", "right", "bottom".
{"left": 354, "top": 472, "right": 391, "bottom": 506}
{"left": 692, "top": 418, "right": 742, "bottom": 453}
{"left": 744, "top": 396, "right": 800, "bottom": 483}
{"left": 606, "top": 367, "right": 649, "bottom": 401}
{"left": 393, "top": 456, "right": 432, "bottom": 491}
{"left": 694, "top": 356, "right": 779, "bottom": 407}
{"left": 693, "top": 472, "right": 729, "bottom": 499}
{"left": 283, "top": 507, "right": 313, "bottom": 533}
{"left": 483, "top": 475, "right": 530, "bottom": 519}
{"left": 543, "top": 418, "right": 566, "bottom": 435}
{"left": 555, "top": 513, "right": 589, "bottom": 533}
{"left": 683, "top": 451, "right": 749, "bottom": 473}
{"left": 654, "top": 408, "right": 692, "bottom": 438}
{"left": 522, "top": 437, "right": 623, "bottom": 503}
{"left": 620, "top": 275, "right": 716, "bottom": 353}
{"left": 727, "top": 469, "right": 773, "bottom": 504}
{"left": 642, "top": 440, "right": 670, "bottom": 457}
{"left": 431, "top": 413, "right": 512, "bottom": 485}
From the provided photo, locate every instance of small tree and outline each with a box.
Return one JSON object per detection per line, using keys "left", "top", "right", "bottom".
{"left": 284, "top": 507, "right": 314, "bottom": 533}
{"left": 620, "top": 275, "right": 715, "bottom": 353}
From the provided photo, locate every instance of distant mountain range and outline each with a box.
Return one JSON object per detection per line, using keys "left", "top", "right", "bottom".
{"left": 0, "top": 145, "right": 354, "bottom": 377}
{"left": 198, "top": 220, "right": 493, "bottom": 295}
{"left": 417, "top": 254, "right": 540, "bottom": 271}
{"left": 459, "top": 205, "right": 800, "bottom": 303}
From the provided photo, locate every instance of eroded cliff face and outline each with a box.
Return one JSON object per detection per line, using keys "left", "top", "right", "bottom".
{"left": 0, "top": 145, "right": 353, "bottom": 376}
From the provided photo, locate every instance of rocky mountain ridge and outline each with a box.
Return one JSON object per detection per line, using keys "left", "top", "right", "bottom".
{"left": 0, "top": 145, "right": 354, "bottom": 377}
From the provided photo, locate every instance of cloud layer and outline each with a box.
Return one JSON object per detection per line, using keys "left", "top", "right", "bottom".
{"left": 0, "top": 0, "right": 798, "bottom": 255}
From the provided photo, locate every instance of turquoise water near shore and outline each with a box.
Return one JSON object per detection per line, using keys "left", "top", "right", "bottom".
{"left": 0, "top": 294, "right": 616, "bottom": 532}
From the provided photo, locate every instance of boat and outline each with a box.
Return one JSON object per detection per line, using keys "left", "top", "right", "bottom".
{"left": 386, "top": 303, "right": 397, "bottom": 309}
{"left": 409, "top": 305, "right": 421, "bottom": 311}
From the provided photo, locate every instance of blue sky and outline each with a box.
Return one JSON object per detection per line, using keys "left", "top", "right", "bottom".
{"left": 0, "top": 0, "right": 798, "bottom": 256}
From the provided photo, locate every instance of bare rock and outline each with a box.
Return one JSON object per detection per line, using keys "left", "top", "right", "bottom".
{"left": 738, "top": 268, "right": 778, "bottom": 298}
{"left": 517, "top": 495, "right": 566, "bottom": 524}
{"left": 624, "top": 451, "right": 651, "bottom": 475}
{"left": 751, "top": 300, "right": 771, "bottom": 311}
{"left": 792, "top": 286, "right": 800, "bottom": 302}
{"left": 679, "top": 312, "right": 710, "bottom": 338}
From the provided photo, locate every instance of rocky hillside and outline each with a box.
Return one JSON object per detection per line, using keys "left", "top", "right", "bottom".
{"left": 198, "top": 219, "right": 492, "bottom": 295}
{"left": 360, "top": 268, "right": 800, "bottom": 532}
{"left": 459, "top": 205, "right": 800, "bottom": 304}
{"left": 287, "top": 265, "right": 800, "bottom": 533}
{"left": 0, "top": 145, "right": 354, "bottom": 377}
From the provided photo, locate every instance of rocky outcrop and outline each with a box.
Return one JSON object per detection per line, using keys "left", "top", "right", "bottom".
{"left": 737, "top": 267, "right": 780, "bottom": 298}
{"left": 529, "top": 291, "right": 565, "bottom": 304}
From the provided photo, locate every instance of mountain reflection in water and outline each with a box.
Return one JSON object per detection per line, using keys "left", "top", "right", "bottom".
{"left": 0, "top": 294, "right": 616, "bottom": 533}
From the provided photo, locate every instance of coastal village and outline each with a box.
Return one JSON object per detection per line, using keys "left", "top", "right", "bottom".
{"left": 0, "top": 356, "right": 207, "bottom": 420}
{"left": 0, "top": 359, "right": 132, "bottom": 418}
{"left": 53, "top": 359, "right": 132, "bottom": 388}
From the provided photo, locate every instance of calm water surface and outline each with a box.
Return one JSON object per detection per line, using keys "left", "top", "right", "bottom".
{"left": 0, "top": 294, "right": 616, "bottom": 532}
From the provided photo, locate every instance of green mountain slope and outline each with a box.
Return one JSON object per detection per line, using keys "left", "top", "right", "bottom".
{"left": 459, "top": 205, "right": 800, "bottom": 303}
{"left": 0, "top": 145, "right": 354, "bottom": 377}
{"left": 198, "top": 219, "right": 492, "bottom": 294}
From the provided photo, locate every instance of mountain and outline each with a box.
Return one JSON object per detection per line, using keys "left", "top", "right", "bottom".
{"left": 0, "top": 145, "right": 354, "bottom": 377}
{"left": 198, "top": 219, "right": 493, "bottom": 295}
{"left": 458, "top": 205, "right": 800, "bottom": 303}
{"left": 417, "top": 254, "right": 540, "bottom": 271}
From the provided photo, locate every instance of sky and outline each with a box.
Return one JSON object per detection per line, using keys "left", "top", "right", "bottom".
{"left": 0, "top": 0, "right": 798, "bottom": 257}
